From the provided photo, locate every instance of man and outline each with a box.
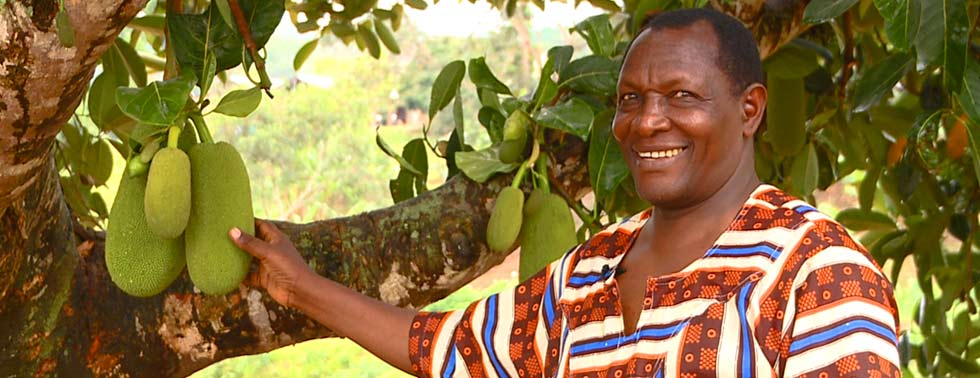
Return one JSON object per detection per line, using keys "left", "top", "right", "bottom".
{"left": 229, "top": 8, "right": 902, "bottom": 377}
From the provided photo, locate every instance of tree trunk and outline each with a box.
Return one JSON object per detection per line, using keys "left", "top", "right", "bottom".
{"left": 0, "top": 0, "right": 811, "bottom": 376}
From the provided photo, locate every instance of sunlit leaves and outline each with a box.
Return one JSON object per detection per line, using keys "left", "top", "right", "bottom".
{"left": 168, "top": 0, "right": 284, "bottom": 74}
{"left": 559, "top": 55, "right": 619, "bottom": 97}
{"left": 573, "top": 15, "right": 616, "bottom": 57}
{"left": 873, "top": 0, "right": 919, "bottom": 51}
{"left": 115, "top": 72, "right": 197, "bottom": 126}
{"left": 428, "top": 60, "right": 466, "bottom": 121}
{"left": 588, "top": 109, "right": 628, "bottom": 200}
{"left": 535, "top": 98, "right": 594, "bottom": 139}
{"left": 803, "top": 0, "right": 859, "bottom": 23}
{"left": 468, "top": 57, "right": 511, "bottom": 95}
{"left": 212, "top": 87, "right": 262, "bottom": 117}
{"left": 850, "top": 52, "right": 912, "bottom": 112}
{"left": 455, "top": 147, "right": 519, "bottom": 183}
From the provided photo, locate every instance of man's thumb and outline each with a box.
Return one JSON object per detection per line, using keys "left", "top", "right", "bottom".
{"left": 229, "top": 227, "right": 267, "bottom": 259}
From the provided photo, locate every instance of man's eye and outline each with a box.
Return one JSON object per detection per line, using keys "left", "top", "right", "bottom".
{"left": 619, "top": 93, "right": 639, "bottom": 103}
{"left": 671, "top": 90, "right": 695, "bottom": 98}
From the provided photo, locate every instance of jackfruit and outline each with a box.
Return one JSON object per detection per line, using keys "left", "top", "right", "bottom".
{"left": 185, "top": 142, "right": 254, "bottom": 295}
{"left": 486, "top": 186, "right": 524, "bottom": 252}
{"left": 145, "top": 147, "right": 191, "bottom": 239}
{"left": 518, "top": 189, "right": 578, "bottom": 281}
{"left": 765, "top": 74, "right": 807, "bottom": 157}
{"left": 500, "top": 110, "right": 530, "bottom": 163}
{"left": 105, "top": 171, "right": 185, "bottom": 297}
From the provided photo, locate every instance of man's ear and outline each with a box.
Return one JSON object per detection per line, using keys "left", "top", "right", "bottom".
{"left": 741, "top": 83, "right": 767, "bottom": 138}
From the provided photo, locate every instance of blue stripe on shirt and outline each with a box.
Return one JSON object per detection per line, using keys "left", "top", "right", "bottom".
{"left": 789, "top": 319, "right": 897, "bottom": 354}
{"left": 483, "top": 295, "right": 508, "bottom": 377}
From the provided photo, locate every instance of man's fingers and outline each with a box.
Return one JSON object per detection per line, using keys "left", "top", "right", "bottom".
{"left": 255, "top": 219, "right": 286, "bottom": 243}
{"left": 229, "top": 227, "right": 270, "bottom": 259}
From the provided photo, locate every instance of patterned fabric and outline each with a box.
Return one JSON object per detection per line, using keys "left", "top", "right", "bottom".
{"left": 408, "top": 185, "right": 901, "bottom": 377}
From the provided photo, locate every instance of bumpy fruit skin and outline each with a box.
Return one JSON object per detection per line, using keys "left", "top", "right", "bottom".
{"left": 105, "top": 172, "right": 186, "bottom": 297}
{"left": 518, "top": 189, "right": 578, "bottom": 281}
{"left": 145, "top": 147, "right": 192, "bottom": 239}
{"left": 765, "top": 74, "right": 807, "bottom": 157}
{"left": 185, "top": 142, "right": 255, "bottom": 295}
{"left": 486, "top": 187, "right": 524, "bottom": 252}
{"left": 500, "top": 110, "right": 530, "bottom": 163}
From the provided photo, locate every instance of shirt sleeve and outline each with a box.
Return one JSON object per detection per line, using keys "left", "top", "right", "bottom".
{"left": 408, "top": 256, "right": 569, "bottom": 378}
{"left": 780, "top": 243, "right": 902, "bottom": 377}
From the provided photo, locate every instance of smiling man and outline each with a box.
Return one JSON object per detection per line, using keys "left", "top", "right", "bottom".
{"left": 229, "top": 8, "right": 902, "bottom": 377}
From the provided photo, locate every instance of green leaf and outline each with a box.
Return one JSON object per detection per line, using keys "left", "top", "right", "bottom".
{"left": 376, "top": 128, "right": 423, "bottom": 176}
{"left": 532, "top": 58, "right": 558, "bottom": 109}
{"left": 535, "top": 98, "right": 594, "bottom": 139}
{"left": 429, "top": 60, "right": 466, "bottom": 121}
{"left": 548, "top": 45, "right": 574, "bottom": 74}
{"left": 130, "top": 123, "right": 166, "bottom": 146}
{"left": 559, "top": 55, "right": 619, "bottom": 97}
{"left": 874, "top": 0, "right": 919, "bottom": 50}
{"left": 212, "top": 87, "right": 262, "bottom": 117}
{"left": 803, "top": 0, "right": 859, "bottom": 23}
{"left": 836, "top": 208, "right": 897, "bottom": 231}
{"left": 453, "top": 90, "right": 465, "bottom": 145}
{"left": 294, "top": 38, "right": 318, "bottom": 71}
{"left": 128, "top": 16, "right": 165, "bottom": 36}
{"left": 168, "top": 0, "right": 284, "bottom": 74}
{"left": 957, "top": 61, "right": 980, "bottom": 184}
{"left": 914, "top": 0, "right": 942, "bottom": 66}
{"left": 115, "top": 72, "right": 197, "bottom": 126}
{"left": 791, "top": 143, "right": 820, "bottom": 196}
{"left": 588, "top": 109, "right": 628, "bottom": 200}
{"left": 587, "top": 0, "right": 620, "bottom": 12}
{"left": 859, "top": 166, "right": 880, "bottom": 211}
{"left": 941, "top": 0, "right": 969, "bottom": 92}
{"left": 357, "top": 22, "right": 381, "bottom": 59}
{"left": 112, "top": 38, "right": 148, "bottom": 87}
{"left": 199, "top": 52, "right": 217, "bottom": 98}
{"left": 468, "top": 57, "right": 510, "bottom": 95}
{"left": 375, "top": 19, "right": 401, "bottom": 54}
{"left": 454, "top": 147, "right": 519, "bottom": 183}
{"left": 850, "top": 52, "right": 912, "bottom": 112}
{"left": 573, "top": 14, "right": 616, "bottom": 57}
{"left": 87, "top": 73, "right": 114, "bottom": 129}
{"left": 389, "top": 139, "right": 429, "bottom": 203}
{"left": 764, "top": 41, "right": 820, "bottom": 79}
{"left": 213, "top": 0, "right": 236, "bottom": 29}
{"left": 405, "top": 0, "right": 428, "bottom": 10}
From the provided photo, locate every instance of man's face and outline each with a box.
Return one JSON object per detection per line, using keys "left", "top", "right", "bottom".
{"left": 613, "top": 22, "right": 752, "bottom": 209}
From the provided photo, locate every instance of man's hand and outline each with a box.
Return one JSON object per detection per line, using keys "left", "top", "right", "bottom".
{"left": 229, "top": 220, "right": 314, "bottom": 308}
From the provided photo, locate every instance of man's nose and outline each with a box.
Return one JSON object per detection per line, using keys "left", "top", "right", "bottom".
{"left": 635, "top": 95, "right": 670, "bottom": 134}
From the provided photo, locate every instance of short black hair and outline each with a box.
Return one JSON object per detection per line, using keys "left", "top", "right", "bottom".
{"left": 638, "top": 8, "right": 764, "bottom": 95}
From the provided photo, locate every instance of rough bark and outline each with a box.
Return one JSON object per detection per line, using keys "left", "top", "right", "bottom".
{"left": 0, "top": 0, "right": 810, "bottom": 376}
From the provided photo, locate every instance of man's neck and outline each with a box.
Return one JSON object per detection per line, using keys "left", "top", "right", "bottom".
{"left": 645, "top": 161, "right": 761, "bottom": 257}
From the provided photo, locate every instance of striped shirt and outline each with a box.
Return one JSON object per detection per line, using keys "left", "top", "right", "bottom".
{"left": 408, "top": 185, "right": 901, "bottom": 377}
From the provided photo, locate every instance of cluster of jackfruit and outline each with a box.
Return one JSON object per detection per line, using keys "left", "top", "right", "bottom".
{"left": 485, "top": 110, "right": 579, "bottom": 281}
{"left": 105, "top": 129, "right": 254, "bottom": 297}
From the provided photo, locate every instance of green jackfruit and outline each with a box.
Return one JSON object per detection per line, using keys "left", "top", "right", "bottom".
{"left": 486, "top": 187, "right": 524, "bottom": 252}
{"left": 518, "top": 189, "right": 577, "bottom": 281}
{"left": 185, "top": 142, "right": 254, "bottom": 295}
{"left": 105, "top": 172, "right": 185, "bottom": 297}
{"left": 145, "top": 147, "right": 191, "bottom": 239}
{"left": 500, "top": 110, "right": 530, "bottom": 163}
{"left": 765, "top": 74, "right": 807, "bottom": 157}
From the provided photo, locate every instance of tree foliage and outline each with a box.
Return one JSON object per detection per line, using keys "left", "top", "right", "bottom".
{"left": 53, "top": 0, "right": 980, "bottom": 374}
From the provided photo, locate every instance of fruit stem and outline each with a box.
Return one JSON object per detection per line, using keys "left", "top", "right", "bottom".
{"left": 534, "top": 149, "right": 549, "bottom": 192}
{"left": 190, "top": 113, "right": 215, "bottom": 144}
{"left": 511, "top": 141, "right": 540, "bottom": 189}
{"left": 167, "top": 126, "right": 181, "bottom": 149}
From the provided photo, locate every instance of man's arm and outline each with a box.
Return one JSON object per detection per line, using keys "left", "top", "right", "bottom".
{"left": 230, "top": 220, "right": 416, "bottom": 373}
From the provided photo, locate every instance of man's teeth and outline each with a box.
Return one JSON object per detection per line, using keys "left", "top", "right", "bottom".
{"left": 638, "top": 148, "right": 684, "bottom": 159}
